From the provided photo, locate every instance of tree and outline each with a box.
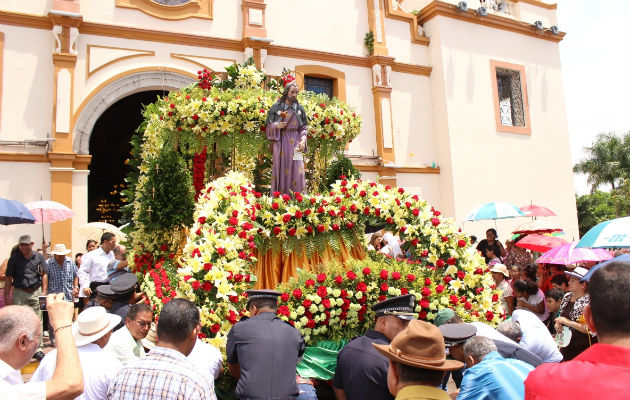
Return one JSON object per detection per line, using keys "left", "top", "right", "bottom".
{"left": 574, "top": 131, "right": 630, "bottom": 192}
{"left": 575, "top": 191, "right": 617, "bottom": 237}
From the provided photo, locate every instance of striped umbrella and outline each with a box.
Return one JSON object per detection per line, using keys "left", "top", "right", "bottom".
{"left": 576, "top": 217, "right": 630, "bottom": 249}
{"left": 464, "top": 202, "right": 526, "bottom": 221}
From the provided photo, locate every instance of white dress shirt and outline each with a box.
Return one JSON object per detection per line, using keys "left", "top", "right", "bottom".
{"left": 512, "top": 310, "right": 563, "bottom": 363}
{"left": 105, "top": 325, "right": 146, "bottom": 365}
{"left": 31, "top": 343, "right": 122, "bottom": 400}
{"left": 79, "top": 247, "right": 114, "bottom": 286}
{"left": 187, "top": 338, "right": 223, "bottom": 381}
{"left": 0, "top": 358, "right": 46, "bottom": 400}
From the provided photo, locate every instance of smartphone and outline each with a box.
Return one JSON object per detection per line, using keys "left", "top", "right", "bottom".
{"left": 38, "top": 295, "right": 47, "bottom": 311}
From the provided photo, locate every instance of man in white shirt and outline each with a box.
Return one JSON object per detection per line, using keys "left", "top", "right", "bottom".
{"left": 0, "top": 293, "right": 83, "bottom": 399}
{"left": 498, "top": 310, "right": 563, "bottom": 363}
{"left": 187, "top": 338, "right": 224, "bottom": 381}
{"left": 80, "top": 233, "right": 116, "bottom": 298}
{"left": 105, "top": 303, "right": 153, "bottom": 365}
{"left": 32, "top": 306, "right": 122, "bottom": 400}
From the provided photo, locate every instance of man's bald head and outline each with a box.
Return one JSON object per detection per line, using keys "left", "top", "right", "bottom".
{"left": 0, "top": 305, "right": 40, "bottom": 352}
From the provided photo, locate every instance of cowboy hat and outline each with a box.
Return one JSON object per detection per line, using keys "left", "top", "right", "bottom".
{"left": 141, "top": 322, "right": 157, "bottom": 350}
{"left": 50, "top": 243, "right": 72, "bottom": 256}
{"left": 373, "top": 320, "right": 464, "bottom": 371}
{"left": 72, "top": 306, "right": 121, "bottom": 346}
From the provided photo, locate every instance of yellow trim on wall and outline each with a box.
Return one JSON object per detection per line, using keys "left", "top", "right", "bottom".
{"left": 0, "top": 153, "right": 48, "bottom": 163}
{"left": 170, "top": 53, "right": 236, "bottom": 72}
{"left": 115, "top": 0, "right": 213, "bottom": 20}
{"left": 489, "top": 60, "right": 532, "bottom": 135}
{"left": 417, "top": 1, "right": 564, "bottom": 42}
{"left": 87, "top": 45, "right": 155, "bottom": 78}
{"left": 383, "top": 0, "right": 430, "bottom": 45}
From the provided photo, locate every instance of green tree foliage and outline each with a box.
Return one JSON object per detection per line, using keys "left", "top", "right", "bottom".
{"left": 574, "top": 131, "right": 630, "bottom": 192}
{"left": 575, "top": 191, "right": 617, "bottom": 237}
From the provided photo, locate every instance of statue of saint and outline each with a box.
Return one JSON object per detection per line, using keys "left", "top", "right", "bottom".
{"left": 265, "top": 83, "right": 308, "bottom": 195}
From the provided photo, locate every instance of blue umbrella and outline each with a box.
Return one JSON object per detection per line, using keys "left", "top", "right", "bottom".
{"left": 464, "top": 202, "right": 526, "bottom": 221}
{"left": 583, "top": 253, "right": 630, "bottom": 281}
{"left": 0, "top": 197, "right": 36, "bottom": 225}
{"left": 576, "top": 216, "right": 630, "bottom": 249}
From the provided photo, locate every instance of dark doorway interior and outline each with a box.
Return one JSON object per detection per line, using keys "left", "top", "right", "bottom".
{"left": 88, "top": 90, "right": 162, "bottom": 224}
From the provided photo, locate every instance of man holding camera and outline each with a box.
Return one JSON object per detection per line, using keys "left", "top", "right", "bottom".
{"left": 4, "top": 234, "right": 47, "bottom": 361}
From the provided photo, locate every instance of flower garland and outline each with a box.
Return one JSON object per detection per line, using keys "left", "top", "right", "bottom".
{"left": 164, "top": 171, "right": 501, "bottom": 352}
{"left": 193, "top": 146, "right": 207, "bottom": 200}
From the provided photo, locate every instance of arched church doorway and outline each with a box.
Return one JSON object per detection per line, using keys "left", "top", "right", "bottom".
{"left": 88, "top": 90, "right": 162, "bottom": 224}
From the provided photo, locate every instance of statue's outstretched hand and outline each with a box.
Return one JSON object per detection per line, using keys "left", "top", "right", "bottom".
{"left": 276, "top": 122, "right": 288, "bottom": 129}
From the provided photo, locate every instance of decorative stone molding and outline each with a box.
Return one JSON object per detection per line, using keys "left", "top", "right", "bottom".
{"left": 115, "top": 0, "right": 213, "bottom": 20}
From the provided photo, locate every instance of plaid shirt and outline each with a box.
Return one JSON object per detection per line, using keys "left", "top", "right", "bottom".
{"left": 44, "top": 256, "right": 77, "bottom": 301}
{"left": 107, "top": 346, "right": 216, "bottom": 400}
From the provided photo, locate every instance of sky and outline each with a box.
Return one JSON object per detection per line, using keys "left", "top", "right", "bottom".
{"left": 556, "top": 0, "right": 630, "bottom": 195}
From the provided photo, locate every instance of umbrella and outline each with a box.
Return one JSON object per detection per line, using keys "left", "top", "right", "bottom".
{"left": 576, "top": 216, "right": 630, "bottom": 249}
{"left": 464, "top": 202, "right": 526, "bottom": 221}
{"left": 0, "top": 197, "right": 36, "bottom": 225}
{"left": 79, "top": 222, "right": 127, "bottom": 242}
{"left": 583, "top": 254, "right": 630, "bottom": 281}
{"left": 25, "top": 200, "right": 74, "bottom": 244}
{"left": 520, "top": 204, "right": 556, "bottom": 217}
{"left": 513, "top": 219, "right": 563, "bottom": 235}
{"left": 515, "top": 234, "right": 568, "bottom": 253}
{"left": 536, "top": 242, "right": 613, "bottom": 265}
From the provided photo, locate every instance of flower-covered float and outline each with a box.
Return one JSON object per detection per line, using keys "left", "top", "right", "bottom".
{"left": 121, "top": 60, "right": 502, "bottom": 397}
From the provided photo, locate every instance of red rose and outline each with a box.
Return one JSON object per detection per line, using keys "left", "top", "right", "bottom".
{"left": 280, "top": 293, "right": 290, "bottom": 302}
{"left": 192, "top": 281, "right": 201, "bottom": 290}
{"left": 401, "top": 287, "right": 409, "bottom": 295}
{"left": 229, "top": 217, "right": 238, "bottom": 226}
{"left": 486, "top": 311, "right": 494, "bottom": 321}
{"left": 492, "top": 294, "right": 499, "bottom": 302}
{"left": 278, "top": 305, "right": 290, "bottom": 316}
{"left": 306, "top": 319, "right": 316, "bottom": 329}
{"left": 457, "top": 271, "right": 466, "bottom": 279}
{"left": 334, "top": 276, "right": 343, "bottom": 285}
{"left": 359, "top": 190, "right": 367, "bottom": 197}
{"left": 346, "top": 271, "right": 357, "bottom": 280}
{"left": 398, "top": 188, "right": 405, "bottom": 194}
{"left": 406, "top": 274, "right": 416, "bottom": 283}
{"left": 418, "top": 310, "right": 427, "bottom": 320}
{"left": 211, "top": 324, "right": 220, "bottom": 333}
{"left": 238, "top": 231, "right": 247, "bottom": 239}
{"left": 295, "top": 210, "right": 303, "bottom": 218}
{"left": 465, "top": 302, "right": 473, "bottom": 310}
{"left": 476, "top": 287, "right": 484, "bottom": 294}
{"left": 273, "top": 227, "right": 281, "bottom": 235}
{"left": 272, "top": 202, "right": 279, "bottom": 210}
{"left": 380, "top": 283, "right": 389, "bottom": 292}
{"left": 305, "top": 279, "right": 315, "bottom": 288}
{"left": 317, "top": 225, "right": 325, "bottom": 232}
{"left": 346, "top": 222, "right": 355, "bottom": 229}
{"left": 293, "top": 289, "right": 303, "bottom": 299}
{"left": 380, "top": 270, "right": 389, "bottom": 280}
{"left": 436, "top": 259, "right": 445, "bottom": 268}
{"left": 436, "top": 284, "right": 445, "bottom": 293}
{"left": 216, "top": 248, "right": 226, "bottom": 256}
{"left": 458, "top": 239, "right": 467, "bottom": 247}
{"left": 159, "top": 244, "right": 168, "bottom": 251}
{"left": 282, "top": 214, "right": 291, "bottom": 223}
{"left": 362, "top": 267, "right": 371, "bottom": 275}
{"left": 317, "top": 273, "right": 327, "bottom": 283}
{"left": 391, "top": 271, "right": 402, "bottom": 281}
{"left": 203, "top": 263, "right": 213, "bottom": 271}
{"left": 431, "top": 218, "right": 440, "bottom": 226}
{"left": 317, "top": 286, "right": 328, "bottom": 297}
{"left": 322, "top": 299, "right": 331, "bottom": 308}
{"left": 412, "top": 208, "right": 419, "bottom": 216}
{"left": 450, "top": 295, "right": 459, "bottom": 305}
{"left": 378, "top": 295, "right": 387, "bottom": 302}
{"left": 226, "top": 227, "right": 236, "bottom": 235}
{"left": 332, "top": 223, "right": 340, "bottom": 231}
{"left": 306, "top": 226, "right": 314, "bottom": 233}
{"left": 447, "top": 257, "right": 456, "bottom": 265}
{"left": 198, "top": 216, "right": 206, "bottom": 224}
{"left": 202, "top": 282, "right": 212, "bottom": 292}
{"left": 356, "top": 282, "right": 367, "bottom": 292}
{"left": 420, "top": 298, "right": 430, "bottom": 308}
{"left": 310, "top": 197, "right": 316, "bottom": 204}
{"left": 303, "top": 299, "right": 312, "bottom": 308}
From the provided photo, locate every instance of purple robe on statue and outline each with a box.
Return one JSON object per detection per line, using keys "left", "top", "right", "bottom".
{"left": 266, "top": 106, "right": 307, "bottom": 195}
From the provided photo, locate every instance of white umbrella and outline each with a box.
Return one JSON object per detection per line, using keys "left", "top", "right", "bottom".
{"left": 78, "top": 222, "right": 127, "bottom": 243}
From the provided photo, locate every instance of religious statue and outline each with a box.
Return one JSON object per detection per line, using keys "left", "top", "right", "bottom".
{"left": 265, "top": 83, "right": 308, "bottom": 195}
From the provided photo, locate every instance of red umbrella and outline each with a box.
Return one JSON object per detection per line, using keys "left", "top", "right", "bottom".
{"left": 520, "top": 204, "right": 556, "bottom": 217}
{"left": 515, "top": 234, "right": 568, "bottom": 253}
{"left": 513, "top": 219, "right": 563, "bottom": 235}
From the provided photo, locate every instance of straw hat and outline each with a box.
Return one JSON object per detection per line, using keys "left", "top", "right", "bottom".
{"left": 373, "top": 320, "right": 464, "bottom": 371}
{"left": 142, "top": 322, "right": 158, "bottom": 350}
{"left": 490, "top": 263, "right": 510, "bottom": 278}
{"left": 50, "top": 244, "right": 71, "bottom": 256}
{"left": 72, "top": 306, "right": 121, "bottom": 347}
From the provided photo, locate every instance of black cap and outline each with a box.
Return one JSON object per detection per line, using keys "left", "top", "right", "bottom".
{"left": 245, "top": 289, "right": 281, "bottom": 301}
{"left": 371, "top": 294, "right": 417, "bottom": 320}
{"left": 438, "top": 323, "right": 477, "bottom": 347}
{"left": 96, "top": 285, "right": 116, "bottom": 299}
{"left": 110, "top": 273, "right": 138, "bottom": 294}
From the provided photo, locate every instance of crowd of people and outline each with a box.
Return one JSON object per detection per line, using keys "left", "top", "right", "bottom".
{"left": 1, "top": 230, "right": 629, "bottom": 399}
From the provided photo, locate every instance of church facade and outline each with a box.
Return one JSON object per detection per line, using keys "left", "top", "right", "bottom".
{"left": 0, "top": 0, "right": 578, "bottom": 254}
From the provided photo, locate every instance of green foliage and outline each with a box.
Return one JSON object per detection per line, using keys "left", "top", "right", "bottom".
{"left": 364, "top": 31, "right": 375, "bottom": 55}
{"left": 575, "top": 191, "right": 617, "bottom": 237}
{"left": 137, "top": 147, "right": 195, "bottom": 230}
{"left": 574, "top": 131, "right": 630, "bottom": 192}
{"left": 322, "top": 154, "right": 362, "bottom": 192}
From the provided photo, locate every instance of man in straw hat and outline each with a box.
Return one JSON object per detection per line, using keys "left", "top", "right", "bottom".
{"left": 42, "top": 243, "right": 78, "bottom": 303}
{"left": 333, "top": 294, "right": 417, "bottom": 400}
{"left": 105, "top": 303, "right": 153, "bottom": 366}
{"left": 227, "top": 289, "right": 305, "bottom": 400}
{"left": 31, "top": 306, "right": 122, "bottom": 400}
{"left": 372, "top": 319, "right": 463, "bottom": 399}
{"left": 0, "top": 293, "right": 83, "bottom": 399}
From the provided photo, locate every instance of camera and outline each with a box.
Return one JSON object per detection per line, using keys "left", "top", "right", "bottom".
{"left": 38, "top": 295, "right": 47, "bottom": 311}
